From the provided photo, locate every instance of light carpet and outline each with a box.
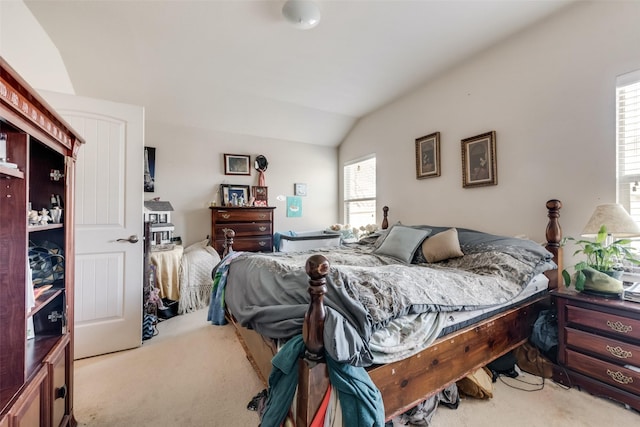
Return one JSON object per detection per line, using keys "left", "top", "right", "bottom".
{"left": 74, "top": 309, "right": 639, "bottom": 426}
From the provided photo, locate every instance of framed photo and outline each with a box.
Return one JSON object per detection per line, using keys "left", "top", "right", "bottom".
{"left": 294, "top": 183, "right": 307, "bottom": 196}
{"left": 252, "top": 186, "right": 268, "bottom": 205}
{"left": 224, "top": 154, "right": 251, "bottom": 176}
{"left": 220, "top": 184, "right": 250, "bottom": 206}
{"left": 144, "top": 146, "right": 156, "bottom": 192}
{"left": 461, "top": 131, "right": 497, "bottom": 188}
{"left": 415, "top": 132, "right": 441, "bottom": 179}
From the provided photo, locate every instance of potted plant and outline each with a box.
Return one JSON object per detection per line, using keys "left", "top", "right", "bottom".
{"left": 562, "top": 225, "right": 640, "bottom": 292}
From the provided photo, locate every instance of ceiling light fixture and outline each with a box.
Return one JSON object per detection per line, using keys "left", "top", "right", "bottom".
{"left": 282, "top": 0, "right": 321, "bottom": 30}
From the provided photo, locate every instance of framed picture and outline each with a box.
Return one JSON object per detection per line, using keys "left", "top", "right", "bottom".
{"left": 294, "top": 183, "right": 307, "bottom": 196}
{"left": 224, "top": 154, "right": 251, "bottom": 176}
{"left": 415, "top": 132, "right": 441, "bottom": 179}
{"left": 252, "top": 186, "right": 268, "bottom": 205}
{"left": 144, "top": 146, "right": 156, "bottom": 192}
{"left": 220, "top": 184, "right": 250, "bottom": 206}
{"left": 461, "top": 131, "right": 497, "bottom": 188}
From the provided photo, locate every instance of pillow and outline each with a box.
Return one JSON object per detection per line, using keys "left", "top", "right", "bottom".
{"left": 421, "top": 228, "right": 464, "bottom": 263}
{"left": 372, "top": 225, "right": 431, "bottom": 263}
{"left": 184, "top": 239, "right": 210, "bottom": 254}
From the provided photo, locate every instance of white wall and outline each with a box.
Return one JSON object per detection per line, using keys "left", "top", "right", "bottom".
{"left": 146, "top": 120, "right": 338, "bottom": 246}
{"left": 0, "top": 1, "right": 74, "bottom": 94}
{"left": 340, "top": 1, "right": 640, "bottom": 252}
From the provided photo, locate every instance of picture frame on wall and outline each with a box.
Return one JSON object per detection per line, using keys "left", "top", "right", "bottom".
{"left": 224, "top": 154, "right": 251, "bottom": 175}
{"left": 252, "top": 186, "right": 268, "bottom": 206}
{"left": 294, "top": 183, "right": 307, "bottom": 196}
{"left": 144, "top": 146, "right": 156, "bottom": 192}
{"left": 220, "top": 184, "right": 250, "bottom": 206}
{"left": 415, "top": 132, "right": 441, "bottom": 179}
{"left": 461, "top": 131, "right": 497, "bottom": 188}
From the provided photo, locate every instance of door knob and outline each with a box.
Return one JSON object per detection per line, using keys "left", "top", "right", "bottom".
{"left": 117, "top": 235, "right": 139, "bottom": 243}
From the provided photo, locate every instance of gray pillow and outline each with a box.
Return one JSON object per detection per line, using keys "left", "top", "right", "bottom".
{"left": 372, "top": 225, "right": 431, "bottom": 263}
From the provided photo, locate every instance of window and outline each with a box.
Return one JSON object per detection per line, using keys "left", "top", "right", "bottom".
{"left": 616, "top": 70, "right": 640, "bottom": 223}
{"left": 344, "top": 155, "right": 376, "bottom": 228}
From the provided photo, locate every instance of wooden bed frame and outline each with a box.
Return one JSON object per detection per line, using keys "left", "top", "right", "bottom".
{"left": 223, "top": 199, "right": 563, "bottom": 426}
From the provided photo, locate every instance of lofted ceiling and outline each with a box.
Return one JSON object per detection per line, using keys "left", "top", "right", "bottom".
{"left": 25, "top": 0, "right": 575, "bottom": 147}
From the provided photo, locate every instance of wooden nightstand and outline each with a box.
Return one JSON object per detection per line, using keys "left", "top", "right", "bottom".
{"left": 552, "top": 287, "right": 640, "bottom": 411}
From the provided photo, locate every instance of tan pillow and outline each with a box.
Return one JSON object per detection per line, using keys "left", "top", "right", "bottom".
{"left": 421, "top": 228, "right": 464, "bottom": 262}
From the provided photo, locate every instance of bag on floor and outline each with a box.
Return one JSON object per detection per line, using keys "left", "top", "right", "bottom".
{"left": 456, "top": 367, "right": 494, "bottom": 399}
{"left": 514, "top": 341, "right": 554, "bottom": 378}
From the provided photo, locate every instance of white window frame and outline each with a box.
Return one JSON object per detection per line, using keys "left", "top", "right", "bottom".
{"left": 616, "top": 69, "right": 640, "bottom": 225}
{"left": 343, "top": 154, "right": 376, "bottom": 228}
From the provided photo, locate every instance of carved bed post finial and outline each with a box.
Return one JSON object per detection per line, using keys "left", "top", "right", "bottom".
{"left": 303, "top": 254, "right": 329, "bottom": 362}
{"left": 382, "top": 206, "right": 389, "bottom": 230}
{"left": 545, "top": 199, "right": 563, "bottom": 290}
{"left": 222, "top": 228, "right": 235, "bottom": 257}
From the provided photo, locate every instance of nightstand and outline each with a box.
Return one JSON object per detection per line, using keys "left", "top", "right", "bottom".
{"left": 551, "top": 287, "right": 640, "bottom": 411}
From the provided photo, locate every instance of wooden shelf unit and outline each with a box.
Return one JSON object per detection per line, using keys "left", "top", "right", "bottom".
{"left": 0, "top": 57, "right": 84, "bottom": 426}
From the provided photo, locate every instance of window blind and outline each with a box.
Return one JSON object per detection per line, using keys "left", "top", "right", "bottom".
{"left": 344, "top": 155, "right": 376, "bottom": 228}
{"left": 616, "top": 70, "right": 640, "bottom": 223}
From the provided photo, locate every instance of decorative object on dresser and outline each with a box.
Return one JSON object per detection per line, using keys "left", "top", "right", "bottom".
{"left": 209, "top": 206, "right": 275, "bottom": 256}
{"left": 224, "top": 153, "right": 251, "bottom": 176}
{"left": 415, "top": 132, "right": 440, "bottom": 179}
{"left": 220, "top": 183, "right": 251, "bottom": 207}
{"left": 254, "top": 154, "right": 268, "bottom": 187}
{"left": 0, "top": 56, "right": 85, "bottom": 427}
{"left": 252, "top": 185, "right": 268, "bottom": 206}
{"left": 562, "top": 203, "right": 640, "bottom": 295}
{"left": 461, "top": 131, "right": 497, "bottom": 188}
{"left": 552, "top": 287, "right": 640, "bottom": 412}
{"left": 144, "top": 200, "right": 175, "bottom": 245}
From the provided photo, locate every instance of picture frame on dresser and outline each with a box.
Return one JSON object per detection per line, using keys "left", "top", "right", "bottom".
{"left": 220, "top": 184, "right": 250, "bottom": 206}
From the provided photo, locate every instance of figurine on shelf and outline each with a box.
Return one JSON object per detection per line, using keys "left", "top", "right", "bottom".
{"left": 39, "top": 208, "right": 51, "bottom": 225}
{"left": 28, "top": 209, "right": 40, "bottom": 225}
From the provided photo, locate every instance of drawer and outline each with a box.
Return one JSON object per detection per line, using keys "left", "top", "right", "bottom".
{"left": 566, "top": 327, "right": 640, "bottom": 366}
{"left": 215, "top": 236, "right": 273, "bottom": 252}
{"left": 214, "top": 222, "right": 272, "bottom": 238}
{"left": 566, "top": 349, "right": 640, "bottom": 395}
{"left": 566, "top": 305, "right": 640, "bottom": 341}
{"left": 213, "top": 209, "right": 272, "bottom": 223}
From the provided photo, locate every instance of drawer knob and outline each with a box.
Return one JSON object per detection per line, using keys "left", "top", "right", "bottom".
{"left": 258, "top": 241, "right": 266, "bottom": 247}
{"left": 221, "top": 214, "right": 231, "bottom": 219}
{"left": 258, "top": 214, "right": 267, "bottom": 219}
{"left": 606, "top": 345, "right": 632, "bottom": 359}
{"left": 607, "top": 320, "right": 632, "bottom": 334}
{"left": 606, "top": 369, "right": 633, "bottom": 385}
{"left": 55, "top": 384, "right": 67, "bottom": 400}
{"left": 258, "top": 226, "right": 266, "bottom": 231}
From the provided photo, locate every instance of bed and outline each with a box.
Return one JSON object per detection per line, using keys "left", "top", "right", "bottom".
{"left": 209, "top": 199, "right": 563, "bottom": 426}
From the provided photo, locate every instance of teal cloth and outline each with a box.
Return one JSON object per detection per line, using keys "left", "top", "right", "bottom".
{"left": 259, "top": 334, "right": 385, "bottom": 427}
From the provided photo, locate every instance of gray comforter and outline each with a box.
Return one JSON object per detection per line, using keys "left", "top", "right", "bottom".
{"left": 217, "top": 227, "right": 556, "bottom": 366}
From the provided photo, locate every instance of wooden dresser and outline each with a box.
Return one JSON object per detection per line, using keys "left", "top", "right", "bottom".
{"left": 210, "top": 206, "right": 275, "bottom": 255}
{"left": 552, "top": 287, "right": 640, "bottom": 411}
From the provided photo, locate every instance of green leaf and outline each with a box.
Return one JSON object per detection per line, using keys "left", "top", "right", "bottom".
{"left": 562, "top": 270, "right": 572, "bottom": 287}
{"left": 575, "top": 271, "right": 586, "bottom": 291}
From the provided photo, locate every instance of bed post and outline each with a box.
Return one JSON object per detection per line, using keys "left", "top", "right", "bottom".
{"left": 382, "top": 206, "right": 389, "bottom": 230}
{"left": 298, "top": 254, "right": 330, "bottom": 426}
{"left": 545, "top": 199, "right": 563, "bottom": 290}
{"left": 222, "top": 228, "right": 235, "bottom": 257}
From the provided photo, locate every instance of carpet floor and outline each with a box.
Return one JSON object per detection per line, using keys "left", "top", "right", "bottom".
{"left": 73, "top": 309, "right": 639, "bottom": 426}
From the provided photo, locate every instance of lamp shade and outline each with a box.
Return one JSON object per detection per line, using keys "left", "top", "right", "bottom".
{"left": 282, "top": 0, "right": 321, "bottom": 29}
{"left": 581, "top": 203, "right": 640, "bottom": 238}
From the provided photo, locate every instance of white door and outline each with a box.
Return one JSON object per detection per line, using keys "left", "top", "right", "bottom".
{"left": 41, "top": 91, "right": 144, "bottom": 359}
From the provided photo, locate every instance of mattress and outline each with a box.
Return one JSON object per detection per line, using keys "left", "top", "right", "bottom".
{"left": 369, "top": 273, "right": 549, "bottom": 364}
